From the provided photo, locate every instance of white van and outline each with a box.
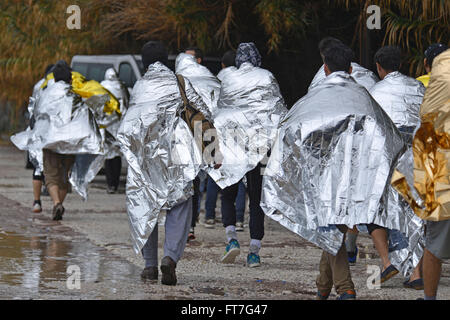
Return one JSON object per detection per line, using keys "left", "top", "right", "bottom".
{"left": 70, "top": 54, "right": 221, "bottom": 90}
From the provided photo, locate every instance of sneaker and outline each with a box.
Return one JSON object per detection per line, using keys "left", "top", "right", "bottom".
{"left": 247, "top": 253, "right": 261, "bottom": 268}
{"left": 347, "top": 247, "right": 358, "bottom": 265}
{"left": 337, "top": 290, "right": 356, "bottom": 300}
{"left": 316, "top": 291, "right": 330, "bottom": 300}
{"left": 52, "top": 203, "right": 64, "bottom": 221}
{"left": 221, "top": 239, "right": 240, "bottom": 264}
{"left": 380, "top": 264, "right": 399, "bottom": 283}
{"left": 236, "top": 222, "right": 244, "bottom": 232}
{"left": 32, "top": 202, "right": 42, "bottom": 213}
{"left": 141, "top": 267, "right": 158, "bottom": 281}
{"left": 203, "top": 219, "right": 215, "bottom": 229}
{"left": 107, "top": 185, "right": 116, "bottom": 194}
{"left": 160, "top": 256, "right": 177, "bottom": 286}
{"left": 187, "top": 227, "right": 195, "bottom": 241}
{"left": 41, "top": 186, "right": 50, "bottom": 197}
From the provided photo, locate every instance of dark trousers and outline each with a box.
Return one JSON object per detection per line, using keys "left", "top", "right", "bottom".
{"left": 191, "top": 176, "right": 201, "bottom": 228}
{"left": 205, "top": 177, "right": 246, "bottom": 222}
{"left": 105, "top": 156, "right": 121, "bottom": 189}
{"left": 221, "top": 163, "right": 265, "bottom": 240}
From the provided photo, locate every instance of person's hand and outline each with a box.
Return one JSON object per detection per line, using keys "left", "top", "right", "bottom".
{"left": 214, "top": 163, "right": 222, "bottom": 169}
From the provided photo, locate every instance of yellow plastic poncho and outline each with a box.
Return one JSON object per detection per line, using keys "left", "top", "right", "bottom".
{"left": 393, "top": 49, "right": 450, "bottom": 221}
{"left": 41, "top": 71, "right": 120, "bottom": 116}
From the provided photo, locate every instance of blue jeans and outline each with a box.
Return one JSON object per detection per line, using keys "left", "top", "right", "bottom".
{"left": 205, "top": 177, "right": 246, "bottom": 222}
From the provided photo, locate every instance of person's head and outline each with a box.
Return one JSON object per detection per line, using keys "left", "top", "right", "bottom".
{"left": 52, "top": 63, "right": 72, "bottom": 84}
{"left": 185, "top": 47, "right": 203, "bottom": 64}
{"left": 235, "top": 42, "right": 261, "bottom": 68}
{"left": 374, "top": 46, "right": 401, "bottom": 79}
{"left": 318, "top": 37, "right": 343, "bottom": 58}
{"left": 221, "top": 50, "right": 236, "bottom": 69}
{"left": 44, "top": 64, "right": 55, "bottom": 77}
{"left": 55, "top": 60, "right": 71, "bottom": 70}
{"left": 424, "top": 43, "right": 448, "bottom": 73}
{"left": 141, "top": 41, "right": 168, "bottom": 70}
{"left": 322, "top": 43, "right": 353, "bottom": 76}
{"left": 104, "top": 68, "right": 118, "bottom": 81}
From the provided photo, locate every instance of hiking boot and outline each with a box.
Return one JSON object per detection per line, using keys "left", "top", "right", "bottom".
{"left": 337, "top": 290, "right": 356, "bottom": 300}
{"left": 160, "top": 256, "right": 177, "bottom": 286}
{"left": 203, "top": 219, "right": 215, "bottom": 229}
{"left": 221, "top": 239, "right": 240, "bottom": 264}
{"left": 247, "top": 253, "right": 261, "bottom": 268}
{"left": 52, "top": 203, "right": 64, "bottom": 221}
{"left": 141, "top": 267, "right": 158, "bottom": 281}
{"left": 236, "top": 221, "right": 244, "bottom": 232}
{"left": 32, "top": 201, "right": 42, "bottom": 213}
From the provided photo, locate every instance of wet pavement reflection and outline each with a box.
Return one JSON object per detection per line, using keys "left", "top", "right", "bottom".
{"left": 0, "top": 194, "right": 141, "bottom": 299}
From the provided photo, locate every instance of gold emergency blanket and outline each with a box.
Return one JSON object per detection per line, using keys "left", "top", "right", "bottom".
{"left": 393, "top": 49, "right": 450, "bottom": 221}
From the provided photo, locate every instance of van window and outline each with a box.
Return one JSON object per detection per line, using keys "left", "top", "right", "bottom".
{"left": 72, "top": 63, "right": 113, "bottom": 82}
{"left": 119, "top": 63, "right": 137, "bottom": 88}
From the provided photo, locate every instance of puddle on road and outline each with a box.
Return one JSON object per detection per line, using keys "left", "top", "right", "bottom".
{"left": 0, "top": 227, "right": 140, "bottom": 299}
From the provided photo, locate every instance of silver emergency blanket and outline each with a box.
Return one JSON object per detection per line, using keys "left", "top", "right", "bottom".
{"left": 217, "top": 66, "right": 237, "bottom": 82}
{"left": 370, "top": 72, "right": 426, "bottom": 276}
{"left": 11, "top": 81, "right": 104, "bottom": 200}
{"left": 101, "top": 68, "right": 129, "bottom": 137}
{"left": 175, "top": 53, "right": 221, "bottom": 116}
{"left": 25, "top": 78, "right": 46, "bottom": 174}
{"left": 11, "top": 81, "right": 103, "bottom": 155}
{"left": 117, "top": 62, "right": 204, "bottom": 253}
{"left": 261, "top": 72, "right": 405, "bottom": 255}
{"left": 207, "top": 62, "right": 288, "bottom": 188}
{"left": 309, "top": 62, "right": 379, "bottom": 92}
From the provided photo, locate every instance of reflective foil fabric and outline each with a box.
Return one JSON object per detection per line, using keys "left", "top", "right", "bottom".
{"left": 117, "top": 62, "right": 203, "bottom": 254}
{"left": 261, "top": 72, "right": 405, "bottom": 255}
{"left": 370, "top": 71, "right": 426, "bottom": 275}
{"left": 11, "top": 81, "right": 103, "bottom": 158}
{"left": 175, "top": 53, "right": 221, "bottom": 116}
{"left": 207, "top": 62, "right": 288, "bottom": 189}
{"left": 393, "top": 49, "right": 450, "bottom": 222}
{"left": 309, "top": 62, "right": 379, "bottom": 92}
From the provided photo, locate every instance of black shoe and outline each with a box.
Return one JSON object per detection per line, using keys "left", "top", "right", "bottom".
{"left": 160, "top": 256, "right": 177, "bottom": 286}
{"left": 52, "top": 203, "right": 64, "bottom": 221}
{"left": 141, "top": 267, "right": 158, "bottom": 281}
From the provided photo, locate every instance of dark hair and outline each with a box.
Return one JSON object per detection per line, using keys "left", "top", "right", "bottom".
{"left": 374, "top": 46, "right": 401, "bottom": 72}
{"left": 318, "top": 37, "right": 343, "bottom": 55}
{"left": 425, "top": 43, "right": 448, "bottom": 68}
{"left": 185, "top": 47, "right": 203, "bottom": 61}
{"left": 221, "top": 50, "right": 236, "bottom": 67}
{"left": 141, "top": 41, "right": 168, "bottom": 70}
{"left": 44, "top": 64, "right": 55, "bottom": 76}
{"left": 53, "top": 64, "right": 72, "bottom": 84}
{"left": 322, "top": 43, "right": 353, "bottom": 73}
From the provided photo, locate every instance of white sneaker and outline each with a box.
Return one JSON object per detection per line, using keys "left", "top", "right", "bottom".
{"left": 32, "top": 202, "right": 42, "bottom": 213}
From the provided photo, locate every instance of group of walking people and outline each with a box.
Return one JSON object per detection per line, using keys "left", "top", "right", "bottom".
{"left": 11, "top": 37, "right": 450, "bottom": 300}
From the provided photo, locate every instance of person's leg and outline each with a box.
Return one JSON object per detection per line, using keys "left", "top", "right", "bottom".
{"left": 140, "top": 225, "right": 159, "bottom": 280}
{"left": 316, "top": 250, "right": 334, "bottom": 299}
{"left": 423, "top": 249, "right": 442, "bottom": 299}
{"left": 142, "top": 225, "right": 159, "bottom": 268}
{"left": 164, "top": 197, "right": 193, "bottom": 263}
{"left": 221, "top": 182, "right": 239, "bottom": 241}
{"left": 409, "top": 257, "right": 423, "bottom": 282}
{"left": 43, "top": 149, "right": 62, "bottom": 205}
{"left": 221, "top": 182, "right": 240, "bottom": 263}
{"left": 369, "top": 225, "right": 391, "bottom": 270}
{"left": 104, "top": 158, "right": 114, "bottom": 189}
{"left": 58, "top": 155, "right": 75, "bottom": 205}
{"left": 32, "top": 168, "right": 44, "bottom": 212}
{"left": 188, "top": 177, "right": 200, "bottom": 240}
{"left": 246, "top": 163, "right": 265, "bottom": 256}
{"left": 112, "top": 156, "right": 122, "bottom": 189}
{"left": 236, "top": 181, "right": 246, "bottom": 223}
{"left": 205, "top": 177, "right": 220, "bottom": 220}
{"left": 331, "top": 237, "right": 355, "bottom": 296}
